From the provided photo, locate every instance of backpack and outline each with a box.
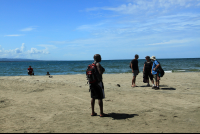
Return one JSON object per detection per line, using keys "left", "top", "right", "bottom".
{"left": 86, "top": 63, "right": 99, "bottom": 84}
{"left": 156, "top": 61, "right": 165, "bottom": 77}
{"left": 129, "top": 61, "right": 132, "bottom": 68}
{"left": 158, "top": 67, "right": 165, "bottom": 77}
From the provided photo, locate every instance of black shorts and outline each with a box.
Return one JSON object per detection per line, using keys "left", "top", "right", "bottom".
{"left": 90, "top": 81, "right": 105, "bottom": 99}
{"left": 144, "top": 71, "right": 153, "bottom": 80}
{"left": 28, "top": 72, "right": 34, "bottom": 75}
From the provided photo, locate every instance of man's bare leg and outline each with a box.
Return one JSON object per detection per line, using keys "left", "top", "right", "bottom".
{"left": 132, "top": 76, "right": 137, "bottom": 87}
{"left": 151, "top": 79, "right": 154, "bottom": 85}
{"left": 91, "top": 98, "right": 96, "bottom": 115}
{"left": 98, "top": 99, "right": 103, "bottom": 115}
{"left": 99, "top": 99, "right": 109, "bottom": 117}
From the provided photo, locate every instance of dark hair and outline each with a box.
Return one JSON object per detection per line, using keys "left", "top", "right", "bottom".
{"left": 145, "top": 56, "right": 150, "bottom": 59}
{"left": 135, "top": 54, "right": 139, "bottom": 58}
{"left": 93, "top": 54, "right": 101, "bottom": 62}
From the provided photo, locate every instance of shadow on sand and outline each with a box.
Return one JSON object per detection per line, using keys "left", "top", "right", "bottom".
{"left": 140, "top": 85, "right": 176, "bottom": 90}
{"left": 160, "top": 88, "right": 176, "bottom": 90}
{"left": 108, "top": 113, "right": 139, "bottom": 120}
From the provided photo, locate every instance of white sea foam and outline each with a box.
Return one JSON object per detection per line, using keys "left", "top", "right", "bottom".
{"left": 177, "top": 70, "right": 186, "bottom": 72}
{"left": 164, "top": 70, "right": 172, "bottom": 73}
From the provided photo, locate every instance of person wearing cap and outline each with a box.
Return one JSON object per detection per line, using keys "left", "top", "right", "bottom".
{"left": 143, "top": 56, "right": 155, "bottom": 87}
{"left": 151, "top": 56, "right": 160, "bottom": 89}
{"left": 90, "top": 54, "right": 109, "bottom": 117}
{"left": 131, "top": 54, "right": 139, "bottom": 87}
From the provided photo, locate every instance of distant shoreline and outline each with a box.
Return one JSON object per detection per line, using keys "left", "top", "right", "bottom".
{"left": 0, "top": 57, "right": 200, "bottom": 62}
{"left": 0, "top": 71, "right": 199, "bottom": 77}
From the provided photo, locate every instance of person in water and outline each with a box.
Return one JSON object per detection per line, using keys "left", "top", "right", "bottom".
{"left": 27, "top": 66, "right": 34, "bottom": 75}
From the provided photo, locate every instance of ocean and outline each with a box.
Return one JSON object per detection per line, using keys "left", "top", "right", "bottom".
{"left": 0, "top": 58, "right": 200, "bottom": 76}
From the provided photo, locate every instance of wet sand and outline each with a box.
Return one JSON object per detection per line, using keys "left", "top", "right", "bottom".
{"left": 0, "top": 72, "right": 200, "bottom": 133}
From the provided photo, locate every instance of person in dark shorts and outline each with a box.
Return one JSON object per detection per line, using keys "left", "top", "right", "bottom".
{"left": 143, "top": 56, "right": 155, "bottom": 87}
{"left": 90, "top": 54, "right": 108, "bottom": 117}
{"left": 131, "top": 54, "right": 139, "bottom": 87}
{"left": 27, "top": 66, "right": 34, "bottom": 75}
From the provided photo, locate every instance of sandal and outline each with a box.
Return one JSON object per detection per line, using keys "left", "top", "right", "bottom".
{"left": 91, "top": 113, "right": 97, "bottom": 116}
{"left": 100, "top": 113, "right": 109, "bottom": 117}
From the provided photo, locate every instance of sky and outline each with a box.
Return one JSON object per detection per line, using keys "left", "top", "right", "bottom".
{"left": 0, "top": 0, "right": 200, "bottom": 60}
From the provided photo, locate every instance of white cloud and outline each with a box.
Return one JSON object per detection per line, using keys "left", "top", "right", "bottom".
{"left": 76, "top": 22, "right": 105, "bottom": 31}
{"left": 85, "top": 0, "right": 199, "bottom": 14}
{"left": 37, "top": 44, "right": 57, "bottom": 49}
{"left": 148, "top": 39, "right": 190, "bottom": 46}
{"left": 0, "top": 43, "right": 49, "bottom": 58}
{"left": 27, "top": 48, "right": 49, "bottom": 54}
{"left": 15, "top": 48, "right": 22, "bottom": 53}
{"left": 20, "top": 27, "right": 35, "bottom": 31}
{"left": 4, "top": 34, "right": 22, "bottom": 37}
{"left": 21, "top": 43, "right": 25, "bottom": 52}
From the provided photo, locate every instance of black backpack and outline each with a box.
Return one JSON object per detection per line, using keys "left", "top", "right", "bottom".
{"left": 157, "top": 61, "right": 165, "bottom": 77}
{"left": 129, "top": 61, "right": 132, "bottom": 68}
{"left": 86, "top": 63, "right": 99, "bottom": 84}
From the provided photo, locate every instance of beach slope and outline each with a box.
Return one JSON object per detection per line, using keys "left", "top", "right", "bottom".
{"left": 0, "top": 72, "right": 200, "bottom": 133}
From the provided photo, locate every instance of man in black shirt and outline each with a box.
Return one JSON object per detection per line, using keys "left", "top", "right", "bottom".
{"left": 131, "top": 54, "right": 139, "bottom": 87}
{"left": 143, "top": 56, "right": 155, "bottom": 87}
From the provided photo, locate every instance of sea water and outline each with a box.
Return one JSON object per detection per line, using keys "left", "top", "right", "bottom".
{"left": 0, "top": 58, "right": 200, "bottom": 76}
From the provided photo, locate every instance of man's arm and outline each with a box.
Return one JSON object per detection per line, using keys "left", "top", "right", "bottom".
{"left": 96, "top": 63, "right": 104, "bottom": 75}
{"left": 131, "top": 63, "right": 134, "bottom": 73}
{"left": 153, "top": 62, "right": 160, "bottom": 71}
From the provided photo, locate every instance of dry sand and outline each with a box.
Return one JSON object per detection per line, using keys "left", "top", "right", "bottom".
{"left": 0, "top": 72, "right": 200, "bottom": 133}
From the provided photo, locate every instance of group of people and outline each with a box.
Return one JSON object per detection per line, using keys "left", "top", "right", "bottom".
{"left": 130, "top": 54, "right": 161, "bottom": 89}
{"left": 89, "top": 54, "right": 162, "bottom": 117}
{"left": 28, "top": 54, "right": 161, "bottom": 117}
{"left": 27, "top": 66, "right": 51, "bottom": 76}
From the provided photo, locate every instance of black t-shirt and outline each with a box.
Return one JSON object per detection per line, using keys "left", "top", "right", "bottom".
{"left": 144, "top": 61, "right": 152, "bottom": 72}
{"left": 131, "top": 59, "right": 138, "bottom": 70}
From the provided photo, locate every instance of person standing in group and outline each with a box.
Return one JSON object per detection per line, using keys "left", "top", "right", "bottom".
{"left": 131, "top": 54, "right": 139, "bottom": 87}
{"left": 27, "top": 66, "right": 34, "bottom": 75}
{"left": 151, "top": 56, "right": 160, "bottom": 89}
{"left": 143, "top": 56, "right": 155, "bottom": 87}
{"left": 89, "top": 54, "right": 108, "bottom": 117}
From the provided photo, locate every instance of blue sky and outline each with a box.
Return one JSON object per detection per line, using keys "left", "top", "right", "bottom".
{"left": 0, "top": 0, "right": 200, "bottom": 60}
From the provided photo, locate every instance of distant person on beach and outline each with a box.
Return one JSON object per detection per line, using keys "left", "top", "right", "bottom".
{"left": 151, "top": 56, "right": 160, "bottom": 89}
{"left": 89, "top": 54, "right": 108, "bottom": 117}
{"left": 143, "top": 56, "right": 155, "bottom": 87}
{"left": 46, "top": 72, "right": 50, "bottom": 75}
{"left": 131, "top": 54, "right": 139, "bottom": 87}
{"left": 27, "top": 66, "right": 34, "bottom": 75}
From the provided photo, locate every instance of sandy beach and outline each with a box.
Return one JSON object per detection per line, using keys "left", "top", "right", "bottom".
{"left": 0, "top": 72, "right": 200, "bottom": 133}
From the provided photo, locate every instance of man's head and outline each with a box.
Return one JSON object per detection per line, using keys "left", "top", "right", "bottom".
{"left": 135, "top": 54, "right": 139, "bottom": 59}
{"left": 93, "top": 54, "right": 101, "bottom": 62}
{"left": 145, "top": 56, "right": 150, "bottom": 61}
{"left": 150, "top": 56, "right": 156, "bottom": 61}
{"left": 29, "top": 66, "right": 31, "bottom": 68}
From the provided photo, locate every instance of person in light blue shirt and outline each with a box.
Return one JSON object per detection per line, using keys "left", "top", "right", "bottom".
{"left": 151, "top": 56, "right": 160, "bottom": 89}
